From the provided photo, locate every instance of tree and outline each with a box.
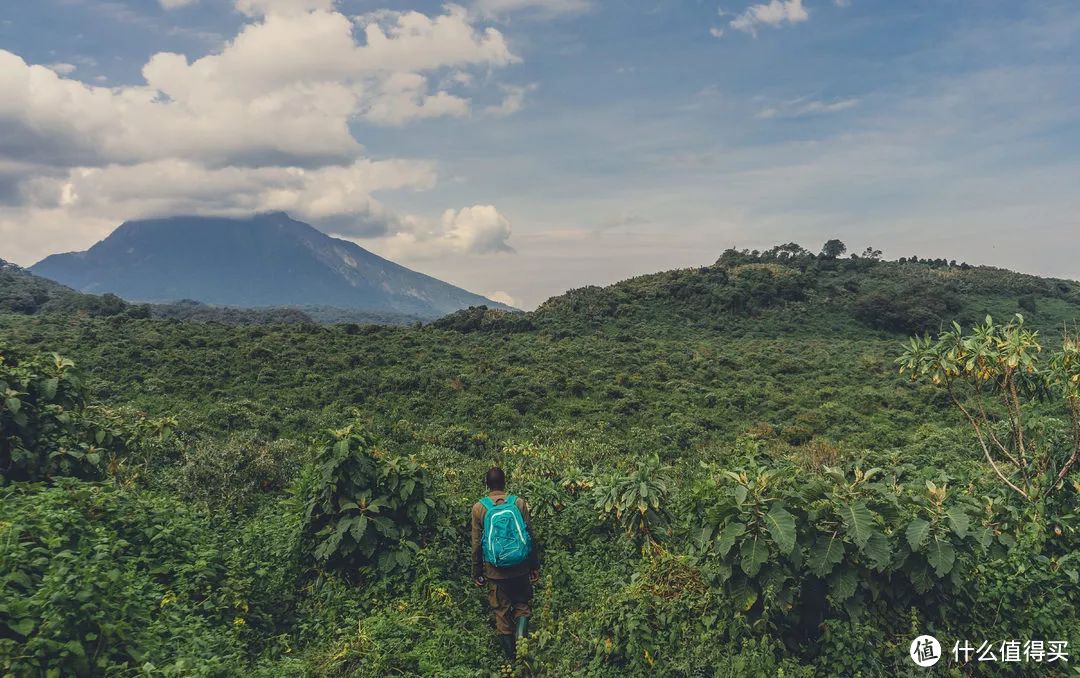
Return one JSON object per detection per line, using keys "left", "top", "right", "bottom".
{"left": 763, "top": 243, "right": 811, "bottom": 261}
{"left": 860, "top": 247, "right": 882, "bottom": 261}
{"left": 302, "top": 423, "right": 438, "bottom": 574}
{"left": 820, "top": 239, "right": 847, "bottom": 259}
{"left": 1, "top": 349, "right": 99, "bottom": 483}
{"left": 594, "top": 454, "right": 673, "bottom": 543}
{"left": 897, "top": 315, "right": 1080, "bottom": 500}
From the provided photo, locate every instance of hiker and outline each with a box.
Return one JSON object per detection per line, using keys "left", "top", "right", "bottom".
{"left": 471, "top": 467, "right": 540, "bottom": 661}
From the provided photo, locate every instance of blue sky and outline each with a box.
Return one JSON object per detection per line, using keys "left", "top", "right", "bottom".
{"left": 1, "top": 0, "right": 1078, "bottom": 308}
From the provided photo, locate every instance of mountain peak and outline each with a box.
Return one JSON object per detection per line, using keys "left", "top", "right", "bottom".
{"left": 31, "top": 214, "right": 510, "bottom": 318}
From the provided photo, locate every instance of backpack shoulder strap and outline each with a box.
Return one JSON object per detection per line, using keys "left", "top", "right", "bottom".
{"left": 504, "top": 494, "right": 517, "bottom": 507}
{"left": 479, "top": 496, "right": 496, "bottom": 511}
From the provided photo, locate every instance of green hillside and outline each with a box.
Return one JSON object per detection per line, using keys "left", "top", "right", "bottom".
{"left": 1, "top": 245, "right": 1078, "bottom": 676}
{"left": 1, "top": 258, "right": 127, "bottom": 317}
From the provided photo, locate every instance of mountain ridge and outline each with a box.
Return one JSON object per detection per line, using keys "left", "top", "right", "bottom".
{"left": 30, "top": 213, "right": 511, "bottom": 319}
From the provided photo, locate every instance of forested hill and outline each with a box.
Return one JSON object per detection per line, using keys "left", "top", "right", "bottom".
{"left": 0, "top": 257, "right": 130, "bottom": 317}
{"left": 1, "top": 242, "right": 1078, "bottom": 676}
{"left": 11, "top": 242, "right": 1077, "bottom": 334}
{"left": 436, "top": 244, "right": 1080, "bottom": 338}
{"left": 3, "top": 241, "right": 1076, "bottom": 452}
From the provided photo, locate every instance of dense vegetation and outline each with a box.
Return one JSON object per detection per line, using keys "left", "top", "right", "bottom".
{"left": 1, "top": 245, "right": 1078, "bottom": 676}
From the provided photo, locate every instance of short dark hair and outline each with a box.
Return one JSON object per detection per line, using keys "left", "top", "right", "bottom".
{"left": 485, "top": 467, "right": 505, "bottom": 491}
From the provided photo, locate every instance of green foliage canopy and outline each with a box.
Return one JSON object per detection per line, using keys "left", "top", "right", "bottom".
{"left": 302, "top": 424, "right": 439, "bottom": 575}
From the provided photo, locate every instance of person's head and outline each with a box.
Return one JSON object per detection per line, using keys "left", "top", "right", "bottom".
{"left": 485, "top": 466, "right": 506, "bottom": 491}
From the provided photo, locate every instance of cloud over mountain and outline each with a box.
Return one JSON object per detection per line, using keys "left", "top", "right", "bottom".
{"left": 0, "top": 2, "right": 522, "bottom": 264}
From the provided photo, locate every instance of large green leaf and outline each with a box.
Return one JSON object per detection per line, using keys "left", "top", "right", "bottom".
{"left": 908, "top": 564, "right": 934, "bottom": 594}
{"left": 333, "top": 438, "right": 351, "bottom": 458}
{"left": 716, "top": 522, "right": 745, "bottom": 558}
{"left": 714, "top": 561, "right": 733, "bottom": 583}
{"left": 906, "top": 518, "right": 931, "bottom": 551}
{"left": 840, "top": 501, "right": 874, "bottom": 548}
{"left": 42, "top": 377, "right": 59, "bottom": 401}
{"left": 926, "top": 538, "right": 956, "bottom": 577}
{"left": 808, "top": 532, "right": 845, "bottom": 577}
{"left": 733, "top": 485, "right": 748, "bottom": 505}
{"left": 945, "top": 506, "right": 970, "bottom": 538}
{"left": 863, "top": 531, "right": 891, "bottom": 570}
{"left": 315, "top": 520, "right": 350, "bottom": 561}
{"left": 739, "top": 536, "right": 768, "bottom": 577}
{"left": 764, "top": 504, "right": 797, "bottom": 555}
{"left": 8, "top": 618, "right": 35, "bottom": 637}
{"left": 828, "top": 567, "right": 858, "bottom": 602}
{"left": 729, "top": 577, "right": 758, "bottom": 613}
{"left": 372, "top": 516, "right": 396, "bottom": 537}
{"left": 759, "top": 565, "right": 787, "bottom": 592}
{"left": 349, "top": 515, "right": 368, "bottom": 541}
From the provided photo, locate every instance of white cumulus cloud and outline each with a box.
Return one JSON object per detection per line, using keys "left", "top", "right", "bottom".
{"left": 378, "top": 204, "right": 515, "bottom": 258}
{"left": 486, "top": 290, "right": 518, "bottom": 306}
{"left": 0, "top": 3, "right": 520, "bottom": 263}
{"left": 441, "top": 205, "right": 515, "bottom": 254}
{"left": 484, "top": 83, "right": 535, "bottom": 116}
{"left": 730, "top": 0, "right": 808, "bottom": 35}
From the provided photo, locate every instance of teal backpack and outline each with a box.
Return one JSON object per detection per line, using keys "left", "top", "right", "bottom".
{"left": 480, "top": 495, "right": 532, "bottom": 568}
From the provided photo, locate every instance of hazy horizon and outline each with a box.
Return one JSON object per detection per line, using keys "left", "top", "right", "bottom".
{"left": 2, "top": 0, "right": 1078, "bottom": 310}
{"left": 8, "top": 211, "right": 1079, "bottom": 313}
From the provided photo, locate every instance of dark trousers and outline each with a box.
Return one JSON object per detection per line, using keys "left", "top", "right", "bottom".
{"left": 487, "top": 574, "right": 532, "bottom": 635}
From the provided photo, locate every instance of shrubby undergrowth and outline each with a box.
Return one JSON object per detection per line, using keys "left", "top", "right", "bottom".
{"left": 2, "top": 250, "right": 1080, "bottom": 675}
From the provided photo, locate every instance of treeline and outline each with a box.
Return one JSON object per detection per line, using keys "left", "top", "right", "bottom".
{"left": 7, "top": 241, "right": 1079, "bottom": 336}
{"left": 525, "top": 240, "right": 1080, "bottom": 337}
